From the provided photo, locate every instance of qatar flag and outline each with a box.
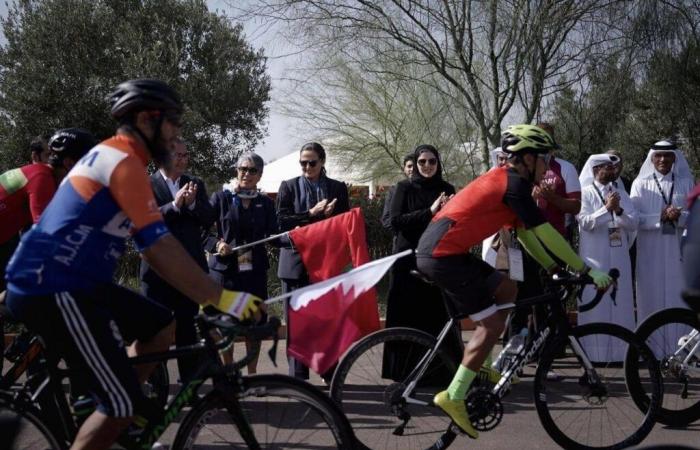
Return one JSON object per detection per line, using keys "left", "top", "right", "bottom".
{"left": 283, "top": 250, "right": 411, "bottom": 374}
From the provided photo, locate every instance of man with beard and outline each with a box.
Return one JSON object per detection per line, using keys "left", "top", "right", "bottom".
{"left": 3, "top": 79, "right": 262, "bottom": 450}
{"left": 576, "top": 154, "right": 638, "bottom": 361}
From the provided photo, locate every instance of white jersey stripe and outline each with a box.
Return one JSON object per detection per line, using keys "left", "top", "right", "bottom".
{"left": 56, "top": 293, "right": 132, "bottom": 417}
{"left": 69, "top": 144, "right": 128, "bottom": 187}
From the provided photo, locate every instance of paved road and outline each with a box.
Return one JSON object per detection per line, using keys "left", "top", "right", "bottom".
{"left": 153, "top": 335, "right": 699, "bottom": 450}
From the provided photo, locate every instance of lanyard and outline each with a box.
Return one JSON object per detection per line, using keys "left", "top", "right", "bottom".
{"left": 653, "top": 173, "right": 675, "bottom": 206}
{"left": 592, "top": 184, "right": 616, "bottom": 220}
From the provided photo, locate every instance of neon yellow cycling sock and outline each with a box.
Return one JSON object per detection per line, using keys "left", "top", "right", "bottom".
{"left": 447, "top": 364, "right": 476, "bottom": 401}
{"left": 483, "top": 352, "right": 493, "bottom": 368}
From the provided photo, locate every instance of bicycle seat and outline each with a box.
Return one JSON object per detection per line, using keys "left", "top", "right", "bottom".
{"left": 410, "top": 269, "right": 435, "bottom": 285}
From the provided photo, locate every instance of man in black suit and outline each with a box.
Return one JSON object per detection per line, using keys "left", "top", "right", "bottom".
{"left": 140, "top": 137, "right": 215, "bottom": 382}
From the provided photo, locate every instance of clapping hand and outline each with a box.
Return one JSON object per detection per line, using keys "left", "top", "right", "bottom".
{"left": 323, "top": 198, "right": 337, "bottom": 217}
{"left": 605, "top": 192, "right": 620, "bottom": 213}
{"left": 309, "top": 199, "right": 329, "bottom": 217}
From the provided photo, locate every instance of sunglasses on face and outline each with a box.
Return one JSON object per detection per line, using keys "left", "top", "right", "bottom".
{"left": 238, "top": 166, "right": 259, "bottom": 175}
{"left": 417, "top": 158, "right": 437, "bottom": 166}
{"left": 299, "top": 160, "right": 319, "bottom": 168}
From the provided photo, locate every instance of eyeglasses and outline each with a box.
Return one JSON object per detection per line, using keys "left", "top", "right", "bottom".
{"left": 417, "top": 158, "right": 437, "bottom": 166}
{"left": 299, "top": 160, "right": 319, "bottom": 168}
{"left": 538, "top": 153, "right": 552, "bottom": 166}
{"left": 174, "top": 152, "right": 188, "bottom": 160}
{"left": 238, "top": 166, "right": 259, "bottom": 175}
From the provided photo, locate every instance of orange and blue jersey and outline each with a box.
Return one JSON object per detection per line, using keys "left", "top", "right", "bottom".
{"left": 6, "top": 135, "right": 169, "bottom": 295}
{"left": 0, "top": 163, "right": 56, "bottom": 244}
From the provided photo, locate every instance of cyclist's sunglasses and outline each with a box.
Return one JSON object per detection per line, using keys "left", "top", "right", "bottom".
{"left": 238, "top": 166, "right": 259, "bottom": 175}
{"left": 300, "top": 160, "right": 319, "bottom": 168}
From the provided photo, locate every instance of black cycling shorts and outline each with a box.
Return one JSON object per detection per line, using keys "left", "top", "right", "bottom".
{"left": 416, "top": 254, "right": 504, "bottom": 321}
{"left": 5, "top": 283, "right": 174, "bottom": 418}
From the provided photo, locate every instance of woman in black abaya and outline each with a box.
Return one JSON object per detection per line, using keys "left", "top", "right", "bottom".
{"left": 382, "top": 144, "right": 462, "bottom": 383}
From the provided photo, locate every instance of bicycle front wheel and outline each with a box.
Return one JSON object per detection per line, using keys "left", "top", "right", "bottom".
{"left": 625, "top": 308, "right": 700, "bottom": 427}
{"left": 534, "top": 323, "right": 662, "bottom": 450}
{"left": 172, "top": 374, "right": 355, "bottom": 449}
{"left": 330, "top": 327, "right": 459, "bottom": 450}
{"left": 0, "top": 392, "right": 63, "bottom": 450}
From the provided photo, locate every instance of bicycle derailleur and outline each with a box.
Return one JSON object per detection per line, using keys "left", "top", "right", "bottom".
{"left": 466, "top": 387, "right": 503, "bottom": 432}
{"left": 661, "top": 356, "right": 691, "bottom": 399}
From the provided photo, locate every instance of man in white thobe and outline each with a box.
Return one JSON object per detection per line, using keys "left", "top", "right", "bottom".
{"left": 577, "top": 154, "right": 638, "bottom": 361}
{"left": 631, "top": 141, "right": 694, "bottom": 330}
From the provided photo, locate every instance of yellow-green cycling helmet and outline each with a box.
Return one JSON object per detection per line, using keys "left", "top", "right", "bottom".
{"left": 501, "top": 124, "right": 556, "bottom": 155}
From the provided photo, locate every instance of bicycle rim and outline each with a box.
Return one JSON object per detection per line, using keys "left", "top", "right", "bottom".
{"left": 330, "top": 327, "right": 458, "bottom": 450}
{"left": 534, "top": 323, "right": 661, "bottom": 450}
{"left": 626, "top": 308, "right": 700, "bottom": 426}
{"left": 0, "top": 394, "right": 63, "bottom": 450}
{"left": 172, "top": 374, "right": 354, "bottom": 449}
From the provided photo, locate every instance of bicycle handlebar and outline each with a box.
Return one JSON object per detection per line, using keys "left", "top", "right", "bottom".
{"left": 557, "top": 268, "right": 620, "bottom": 312}
{"left": 197, "top": 313, "right": 282, "bottom": 367}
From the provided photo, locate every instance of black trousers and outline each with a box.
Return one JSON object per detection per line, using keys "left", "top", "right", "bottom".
{"left": 141, "top": 279, "right": 201, "bottom": 383}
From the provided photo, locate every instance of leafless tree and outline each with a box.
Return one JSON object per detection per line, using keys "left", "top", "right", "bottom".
{"left": 235, "top": 0, "right": 633, "bottom": 164}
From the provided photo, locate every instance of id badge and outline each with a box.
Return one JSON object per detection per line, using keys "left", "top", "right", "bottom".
{"left": 662, "top": 221, "right": 676, "bottom": 235}
{"left": 238, "top": 250, "right": 253, "bottom": 272}
{"left": 608, "top": 222, "right": 622, "bottom": 248}
{"left": 508, "top": 247, "right": 524, "bottom": 282}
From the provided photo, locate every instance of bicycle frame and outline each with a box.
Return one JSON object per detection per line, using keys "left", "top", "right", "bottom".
{"left": 3, "top": 319, "right": 274, "bottom": 450}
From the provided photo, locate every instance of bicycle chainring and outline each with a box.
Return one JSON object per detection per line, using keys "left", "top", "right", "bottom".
{"left": 466, "top": 387, "right": 503, "bottom": 431}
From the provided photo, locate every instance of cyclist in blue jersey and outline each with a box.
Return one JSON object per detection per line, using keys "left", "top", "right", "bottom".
{"left": 4, "top": 79, "right": 262, "bottom": 450}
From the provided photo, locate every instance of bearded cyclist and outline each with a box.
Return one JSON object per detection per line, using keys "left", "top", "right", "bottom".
{"left": 415, "top": 124, "right": 613, "bottom": 439}
{"left": 4, "top": 79, "right": 262, "bottom": 450}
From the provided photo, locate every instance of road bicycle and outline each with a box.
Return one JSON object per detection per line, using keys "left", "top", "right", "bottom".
{"left": 330, "top": 270, "right": 663, "bottom": 450}
{"left": 0, "top": 311, "right": 356, "bottom": 449}
{"left": 624, "top": 307, "right": 700, "bottom": 427}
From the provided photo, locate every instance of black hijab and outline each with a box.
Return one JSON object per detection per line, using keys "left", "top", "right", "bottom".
{"left": 410, "top": 144, "right": 446, "bottom": 188}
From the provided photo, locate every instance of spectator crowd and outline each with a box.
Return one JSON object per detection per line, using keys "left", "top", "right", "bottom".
{"left": 1, "top": 119, "right": 697, "bottom": 381}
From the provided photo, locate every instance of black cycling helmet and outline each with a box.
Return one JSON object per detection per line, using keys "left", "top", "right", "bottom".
{"left": 108, "top": 79, "right": 182, "bottom": 120}
{"left": 48, "top": 128, "right": 97, "bottom": 167}
{"left": 500, "top": 124, "right": 556, "bottom": 156}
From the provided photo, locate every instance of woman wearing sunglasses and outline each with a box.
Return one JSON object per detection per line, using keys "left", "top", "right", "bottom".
{"left": 383, "top": 144, "right": 462, "bottom": 382}
{"left": 276, "top": 142, "right": 350, "bottom": 380}
{"left": 204, "top": 152, "right": 278, "bottom": 374}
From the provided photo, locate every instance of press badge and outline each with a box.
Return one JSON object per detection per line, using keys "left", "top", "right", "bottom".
{"left": 608, "top": 222, "right": 622, "bottom": 248}
{"left": 238, "top": 250, "right": 253, "bottom": 272}
{"left": 508, "top": 245, "right": 524, "bottom": 282}
{"left": 662, "top": 221, "right": 676, "bottom": 235}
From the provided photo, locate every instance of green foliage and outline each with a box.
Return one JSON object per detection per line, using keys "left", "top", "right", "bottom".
{"left": 0, "top": 0, "right": 270, "bottom": 182}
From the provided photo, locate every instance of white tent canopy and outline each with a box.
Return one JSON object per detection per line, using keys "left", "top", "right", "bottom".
{"left": 258, "top": 151, "right": 395, "bottom": 196}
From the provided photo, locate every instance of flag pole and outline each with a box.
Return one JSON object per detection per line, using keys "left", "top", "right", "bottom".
{"left": 211, "top": 232, "right": 290, "bottom": 255}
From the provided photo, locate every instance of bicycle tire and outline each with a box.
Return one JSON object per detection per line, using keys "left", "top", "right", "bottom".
{"left": 534, "top": 323, "right": 662, "bottom": 450}
{"left": 171, "top": 374, "right": 356, "bottom": 449}
{"left": 330, "top": 327, "right": 459, "bottom": 450}
{"left": 0, "top": 390, "right": 64, "bottom": 450}
{"left": 625, "top": 308, "right": 700, "bottom": 427}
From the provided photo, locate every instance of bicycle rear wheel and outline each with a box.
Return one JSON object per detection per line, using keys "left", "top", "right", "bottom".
{"left": 625, "top": 308, "right": 700, "bottom": 426}
{"left": 0, "top": 391, "right": 63, "bottom": 450}
{"left": 330, "top": 327, "right": 459, "bottom": 450}
{"left": 534, "top": 323, "right": 661, "bottom": 450}
{"left": 172, "top": 374, "right": 355, "bottom": 449}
